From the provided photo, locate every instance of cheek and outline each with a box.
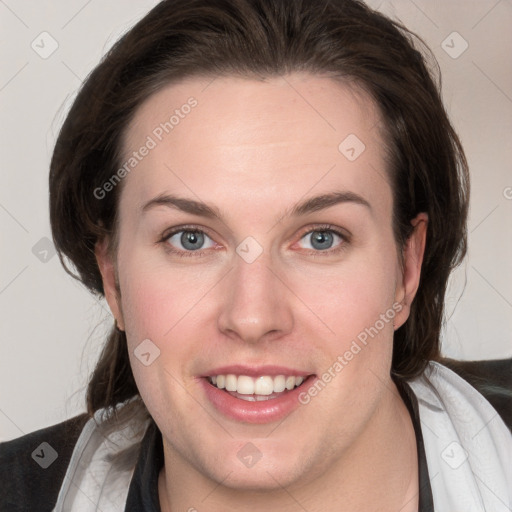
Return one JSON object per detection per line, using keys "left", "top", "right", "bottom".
{"left": 292, "top": 244, "right": 399, "bottom": 343}
{"left": 118, "top": 251, "right": 208, "bottom": 341}
{"left": 116, "top": 252, "right": 198, "bottom": 383}
{"left": 119, "top": 262, "right": 205, "bottom": 421}
{"left": 117, "top": 246, "right": 225, "bottom": 382}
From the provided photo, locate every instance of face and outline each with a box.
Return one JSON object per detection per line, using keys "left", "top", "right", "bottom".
{"left": 97, "top": 73, "right": 426, "bottom": 491}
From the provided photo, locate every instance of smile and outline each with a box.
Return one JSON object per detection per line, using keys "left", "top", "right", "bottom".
{"left": 208, "top": 374, "right": 305, "bottom": 401}
{"left": 200, "top": 366, "right": 316, "bottom": 423}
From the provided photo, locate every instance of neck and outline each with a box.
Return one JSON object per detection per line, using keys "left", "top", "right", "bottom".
{"left": 158, "top": 380, "right": 418, "bottom": 512}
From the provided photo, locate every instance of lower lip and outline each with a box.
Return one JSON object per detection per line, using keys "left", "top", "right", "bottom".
{"left": 200, "top": 376, "right": 315, "bottom": 424}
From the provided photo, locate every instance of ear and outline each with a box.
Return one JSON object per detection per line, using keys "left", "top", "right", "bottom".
{"left": 393, "top": 212, "right": 428, "bottom": 330}
{"left": 95, "top": 236, "right": 125, "bottom": 331}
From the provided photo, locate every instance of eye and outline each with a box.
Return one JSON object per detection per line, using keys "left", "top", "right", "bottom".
{"left": 297, "top": 226, "right": 346, "bottom": 254}
{"left": 164, "top": 228, "right": 216, "bottom": 255}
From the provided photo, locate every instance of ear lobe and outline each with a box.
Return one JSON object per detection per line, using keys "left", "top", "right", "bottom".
{"left": 393, "top": 212, "right": 428, "bottom": 330}
{"left": 95, "top": 236, "right": 125, "bottom": 331}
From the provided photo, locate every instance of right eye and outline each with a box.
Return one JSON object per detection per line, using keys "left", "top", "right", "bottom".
{"left": 163, "top": 228, "right": 217, "bottom": 257}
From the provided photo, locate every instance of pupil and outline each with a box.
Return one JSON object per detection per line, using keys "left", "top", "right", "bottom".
{"left": 181, "top": 231, "right": 204, "bottom": 250}
{"left": 311, "top": 231, "right": 333, "bottom": 250}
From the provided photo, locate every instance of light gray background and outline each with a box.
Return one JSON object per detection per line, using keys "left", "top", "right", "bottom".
{"left": 1, "top": 0, "right": 511, "bottom": 442}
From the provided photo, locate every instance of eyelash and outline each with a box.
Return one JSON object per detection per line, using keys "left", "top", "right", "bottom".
{"left": 299, "top": 224, "right": 350, "bottom": 258}
{"left": 158, "top": 224, "right": 350, "bottom": 259}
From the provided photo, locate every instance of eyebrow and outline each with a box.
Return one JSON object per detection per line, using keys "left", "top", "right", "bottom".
{"left": 141, "top": 190, "right": 371, "bottom": 220}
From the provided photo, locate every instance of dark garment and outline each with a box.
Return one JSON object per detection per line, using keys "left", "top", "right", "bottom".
{"left": 1, "top": 358, "right": 510, "bottom": 511}
{"left": 0, "top": 413, "right": 88, "bottom": 512}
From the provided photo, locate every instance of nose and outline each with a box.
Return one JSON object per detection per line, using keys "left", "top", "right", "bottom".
{"left": 217, "top": 249, "right": 294, "bottom": 345}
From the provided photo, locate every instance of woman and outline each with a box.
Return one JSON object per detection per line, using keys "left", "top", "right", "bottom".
{"left": 1, "top": 0, "right": 511, "bottom": 510}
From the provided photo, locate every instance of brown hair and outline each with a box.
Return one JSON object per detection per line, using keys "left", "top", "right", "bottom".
{"left": 49, "top": 0, "right": 469, "bottom": 417}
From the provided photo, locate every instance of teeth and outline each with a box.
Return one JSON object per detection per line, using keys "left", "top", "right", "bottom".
{"left": 237, "top": 375, "right": 255, "bottom": 394}
{"left": 208, "top": 374, "right": 306, "bottom": 395}
{"left": 273, "top": 375, "right": 286, "bottom": 393}
{"left": 254, "top": 376, "right": 274, "bottom": 395}
{"left": 234, "top": 394, "right": 275, "bottom": 402}
{"left": 225, "top": 374, "right": 237, "bottom": 392}
{"left": 285, "top": 376, "right": 295, "bottom": 390}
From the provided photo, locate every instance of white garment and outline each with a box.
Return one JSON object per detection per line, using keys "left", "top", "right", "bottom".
{"left": 53, "top": 362, "right": 512, "bottom": 511}
{"left": 408, "top": 361, "right": 512, "bottom": 511}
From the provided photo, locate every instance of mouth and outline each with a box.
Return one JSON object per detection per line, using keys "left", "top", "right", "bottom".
{"left": 200, "top": 369, "right": 316, "bottom": 423}
{"left": 198, "top": 363, "right": 317, "bottom": 424}
{"left": 206, "top": 374, "right": 308, "bottom": 401}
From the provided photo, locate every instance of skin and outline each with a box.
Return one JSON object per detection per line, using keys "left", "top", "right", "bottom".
{"left": 96, "top": 73, "right": 427, "bottom": 512}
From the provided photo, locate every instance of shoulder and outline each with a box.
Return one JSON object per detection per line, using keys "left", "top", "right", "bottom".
{"left": 407, "top": 359, "right": 512, "bottom": 508}
{"left": 409, "top": 358, "right": 512, "bottom": 435}
{"left": 0, "top": 413, "right": 89, "bottom": 512}
{"left": 438, "top": 357, "right": 512, "bottom": 430}
{"left": 434, "top": 358, "right": 512, "bottom": 431}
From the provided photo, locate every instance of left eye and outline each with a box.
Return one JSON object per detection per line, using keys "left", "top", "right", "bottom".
{"left": 166, "top": 230, "right": 216, "bottom": 251}
{"left": 298, "top": 229, "right": 344, "bottom": 251}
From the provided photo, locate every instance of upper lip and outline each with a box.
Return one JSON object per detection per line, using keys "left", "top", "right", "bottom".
{"left": 202, "top": 365, "right": 314, "bottom": 378}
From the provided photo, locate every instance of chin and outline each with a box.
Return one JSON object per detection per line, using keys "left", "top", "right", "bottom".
{"left": 213, "top": 462, "right": 302, "bottom": 492}
{"left": 196, "top": 441, "right": 310, "bottom": 492}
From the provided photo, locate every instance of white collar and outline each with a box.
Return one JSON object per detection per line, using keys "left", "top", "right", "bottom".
{"left": 409, "top": 361, "right": 512, "bottom": 511}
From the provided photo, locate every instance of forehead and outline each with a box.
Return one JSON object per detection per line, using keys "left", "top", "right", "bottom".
{"left": 119, "top": 73, "right": 390, "bottom": 219}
